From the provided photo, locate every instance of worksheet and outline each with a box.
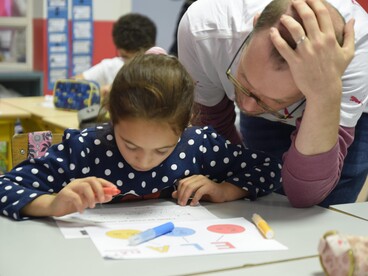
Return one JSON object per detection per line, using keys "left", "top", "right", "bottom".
{"left": 85, "top": 217, "right": 288, "bottom": 259}
{"left": 54, "top": 203, "right": 217, "bottom": 239}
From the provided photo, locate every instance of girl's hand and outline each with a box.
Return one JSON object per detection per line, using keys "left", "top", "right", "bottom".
{"left": 172, "top": 175, "right": 248, "bottom": 206}
{"left": 49, "top": 177, "right": 117, "bottom": 217}
{"left": 21, "top": 177, "right": 117, "bottom": 217}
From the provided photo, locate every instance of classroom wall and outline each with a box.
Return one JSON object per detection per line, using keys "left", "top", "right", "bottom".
{"left": 32, "top": 0, "right": 131, "bottom": 95}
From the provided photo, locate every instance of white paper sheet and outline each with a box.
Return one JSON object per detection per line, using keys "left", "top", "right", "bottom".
{"left": 54, "top": 203, "right": 217, "bottom": 239}
{"left": 85, "top": 217, "right": 288, "bottom": 259}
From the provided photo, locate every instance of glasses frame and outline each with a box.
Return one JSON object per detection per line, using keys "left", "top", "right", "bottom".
{"left": 226, "top": 32, "right": 305, "bottom": 120}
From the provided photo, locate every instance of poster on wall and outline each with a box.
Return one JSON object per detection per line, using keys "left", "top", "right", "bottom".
{"left": 71, "top": 0, "right": 93, "bottom": 76}
{"left": 47, "top": 0, "right": 69, "bottom": 90}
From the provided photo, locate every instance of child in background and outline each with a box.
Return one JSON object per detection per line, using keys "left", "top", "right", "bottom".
{"left": 0, "top": 53, "right": 282, "bottom": 221}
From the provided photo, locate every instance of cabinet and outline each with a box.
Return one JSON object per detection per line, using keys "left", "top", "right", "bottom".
{"left": 0, "top": 0, "right": 33, "bottom": 71}
{"left": 0, "top": 71, "right": 43, "bottom": 96}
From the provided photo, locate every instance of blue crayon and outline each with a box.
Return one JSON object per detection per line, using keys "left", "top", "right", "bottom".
{"left": 128, "top": 222, "right": 175, "bottom": 246}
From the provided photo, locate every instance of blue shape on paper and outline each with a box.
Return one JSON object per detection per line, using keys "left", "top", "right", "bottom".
{"left": 167, "top": 227, "right": 195, "bottom": 237}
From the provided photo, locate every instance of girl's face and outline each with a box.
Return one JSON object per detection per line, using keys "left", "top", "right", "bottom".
{"left": 114, "top": 118, "right": 180, "bottom": 171}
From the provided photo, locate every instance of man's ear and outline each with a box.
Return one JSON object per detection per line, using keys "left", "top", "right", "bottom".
{"left": 253, "top": 13, "right": 260, "bottom": 27}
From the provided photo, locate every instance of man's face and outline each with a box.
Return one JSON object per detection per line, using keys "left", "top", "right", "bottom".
{"left": 235, "top": 30, "right": 303, "bottom": 116}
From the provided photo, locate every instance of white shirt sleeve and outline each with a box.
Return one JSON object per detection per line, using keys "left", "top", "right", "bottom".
{"left": 82, "top": 57, "right": 124, "bottom": 87}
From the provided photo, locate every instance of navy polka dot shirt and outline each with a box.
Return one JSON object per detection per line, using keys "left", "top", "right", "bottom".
{"left": 0, "top": 124, "right": 282, "bottom": 220}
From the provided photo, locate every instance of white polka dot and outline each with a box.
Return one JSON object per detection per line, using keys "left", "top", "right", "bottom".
{"left": 223, "top": 157, "right": 229, "bottom": 164}
{"left": 105, "top": 169, "right": 111, "bottom": 176}
{"left": 66, "top": 133, "right": 71, "bottom": 139}
{"left": 211, "top": 132, "right": 218, "bottom": 138}
{"left": 16, "top": 190, "right": 24, "bottom": 194}
{"left": 45, "top": 152, "right": 49, "bottom": 157}
{"left": 5, "top": 185, "right": 12, "bottom": 190}
{"left": 13, "top": 213, "right": 17, "bottom": 220}
{"left": 270, "top": 172, "right": 275, "bottom": 178}
{"left": 210, "top": 161, "right": 216, "bottom": 167}
{"left": 241, "top": 162, "right": 246, "bottom": 168}
{"left": 95, "top": 158, "right": 100, "bottom": 164}
{"left": 94, "top": 139, "right": 101, "bottom": 145}
{"left": 179, "top": 152, "right": 186, "bottom": 159}
{"left": 70, "top": 163, "right": 75, "bottom": 170}
{"left": 195, "top": 129, "right": 201, "bottom": 135}
{"left": 81, "top": 151, "right": 86, "bottom": 157}
{"left": 12, "top": 200, "right": 19, "bottom": 206}
{"left": 82, "top": 167, "right": 90, "bottom": 174}
{"left": 86, "top": 148, "right": 90, "bottom": 153}
{"left": 47, "top": 175, "right": 54, "bottom": 182}
{"left": 227, "top": 171, "right": 233, "bottom": 177}
{"left": 141, "top": 181, "right": 146, "bottom": 188}
{"left": 44, "top": 164, "right": 49, "bottom": 169}
{"left": 117, "top": 180, "right": 123, "bottom": 186}
{"left": 118, "top": 162, "right": 124, "bottom": 168}
{"left": 1, "top": 196, "right": 7, "bottom": 203}
{"left": 233, "top": 151, "right": 238, "bottom": 157}
{"left": 193, "top": 157, "right": 196, "bottom": 164}
{"left": 128, "top": 172, "right": 135, "bottom": 179}
{"left": 278, "top": 164, "right": 282, "bottom": 169}
{"left": 260, "top": 177, "right": 265, "bottom": 183}
{"left": 106, "top": 150, "right": 113, "bottom": 157}
{"left": 184, "top": 170, "right": 190, "bottom": 176}
{"left": 213, "top": 145, "right": 219, "bottom": 152}
{"left": 58, "top": 168, "right": 64, "bottom": 174}
{"left": 162, "top": 176, "right": 168, "bottom": 183}
{"left": 152, "top": 188, "right": 158, "bottom": 193}
{"left": 78, "top": 137, "right": 84, "bottom": 143}
{"left": 233, "top": 177, "right": 239, "bottom": 181}
{"left": 252, "top": 153, "right": 258, "bottom": 159}
{"left": 29, "top": 193, "right": 37, "bottom": 198}
{"left": 3, "top": 210, "right": 8, "bottom": 216}
{"left": 152, "top": 171, "right": 156, "bottom": 178}
{"left": 171, "top": 164, "right": 177, "bottom": 170}
{"left": 33, "top": 182, "right": 40, "bottom": 188}
{"left": 265, "top": 158, "right": 271, "bottom": 162}
{"left": 107, "top": 134, "right": 113, "bottom": 141}
{"left": 15, "top": 176, "right": 23, "bottom": 182}
{"left": 31, "top": 168, "right": 38, "bottom": 174}
{"left": 15, "top": 167, "right": 22, "bottom": 171}
{"left": 188, "top": 139, "right": 195, "bottom": 145}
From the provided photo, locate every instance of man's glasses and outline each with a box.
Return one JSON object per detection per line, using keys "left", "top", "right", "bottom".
{"left": 226, "top": 32, "right": 305, "bottom": 120}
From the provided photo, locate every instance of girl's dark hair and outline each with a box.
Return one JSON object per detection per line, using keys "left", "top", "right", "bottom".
{"left": 106, "top": 54, "right": 194, "bottom": 135}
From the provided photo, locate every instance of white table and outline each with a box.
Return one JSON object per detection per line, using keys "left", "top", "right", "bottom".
{"left": 1, "top": 193, "right": 367, "bottom": 276}
{"left": 330, "top": 201, "right": 368, "bottom": 221}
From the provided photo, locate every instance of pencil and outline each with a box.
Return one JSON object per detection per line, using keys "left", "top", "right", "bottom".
{"left": 252, "top": 213, "right": 274, "bottom": 239}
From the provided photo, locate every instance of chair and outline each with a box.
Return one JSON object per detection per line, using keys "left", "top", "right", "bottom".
{"left": 11, "top": 131, "right": 63, "bottom": 168}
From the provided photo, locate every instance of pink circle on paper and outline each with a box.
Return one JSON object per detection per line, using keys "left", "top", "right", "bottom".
{"left": 207, "top": 224, "right": 245, "bottom": 234}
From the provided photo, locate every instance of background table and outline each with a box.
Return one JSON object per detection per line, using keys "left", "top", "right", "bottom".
{"left": 0, "top": 101, "right": 31, "bottom": 171}
{"left": 0, "top": 193, "right": 367, "bottom": 276}
{"left": 1, "top": 96, "right": 78, "bottom": 132}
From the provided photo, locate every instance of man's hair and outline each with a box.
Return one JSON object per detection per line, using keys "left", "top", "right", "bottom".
{"left": 254, "top": 0, "right": 345, "bottom": 66}
{"left": 112, "top": 13, "right": 157, "bottom": 52}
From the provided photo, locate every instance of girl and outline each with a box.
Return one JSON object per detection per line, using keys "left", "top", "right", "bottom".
{"left": 0, "top": 53, "right": 282, "bottom": 221}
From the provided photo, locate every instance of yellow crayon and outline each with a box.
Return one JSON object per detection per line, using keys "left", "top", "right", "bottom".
{"left": 252, "top": 213, "right": 274, "bottom": 239}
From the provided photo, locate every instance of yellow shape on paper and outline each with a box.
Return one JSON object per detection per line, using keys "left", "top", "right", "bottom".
{"left": 106, "top": 229, "right": 141, "bottom": 239}
{"left": 147, "top": 245, "right": 170, "bottom": 253}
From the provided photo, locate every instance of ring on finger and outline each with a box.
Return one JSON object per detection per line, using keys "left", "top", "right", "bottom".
{"left": 296, "top": 35, "right": 307, "bottom": 45}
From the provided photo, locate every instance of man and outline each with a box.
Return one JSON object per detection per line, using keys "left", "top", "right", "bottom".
{"left": 75, "top": 13, "right": 156, "bottom": 96}
{"left": 178, "top": 0, "right": 368, "bottom": 207}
